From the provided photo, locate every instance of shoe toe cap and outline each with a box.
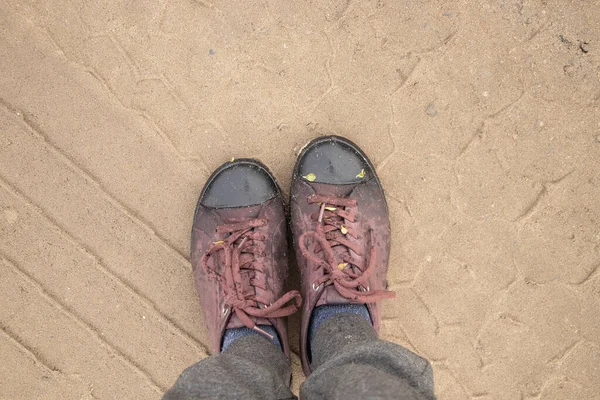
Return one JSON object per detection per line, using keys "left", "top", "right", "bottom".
{"left": 296, "top": 136, "right": 372, "bottom": 184}
{"left": 200, "top": 160, "right": 278, "bottom": 208}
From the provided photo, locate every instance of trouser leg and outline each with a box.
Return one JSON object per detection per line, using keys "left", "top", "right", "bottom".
{"left": 300, "top": 313, "right": 435, "bottom": 400}
{"left": 164, "top": 335, "right": 296, "bottom": 400}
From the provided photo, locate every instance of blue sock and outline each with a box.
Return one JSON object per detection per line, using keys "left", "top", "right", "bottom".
{"left": 308, "top": 304, "right": 372, "bottom": 344}
{"left": 221, "top": 325, "right": 281, "bottom": 352}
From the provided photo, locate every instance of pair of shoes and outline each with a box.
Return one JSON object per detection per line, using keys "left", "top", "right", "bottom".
{"left": 191, "top": 135, "right": 396, "bottom": 376}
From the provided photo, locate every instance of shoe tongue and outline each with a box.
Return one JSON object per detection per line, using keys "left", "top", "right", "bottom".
{"left": 218, "top": 203, "right": 271, "bottom": 330}
{"left": 224, "top": 272, "right": 271, "bottom": 329}
{"left": 226, "top": 314, "right": 271, "bottom": 329}
{"left": 316, "top": 285, "right": 353, "bottom": 307}
{"left": 314, "top": 256, "right": 365, "bottom": 307}
{"left": 310, "top": 183, "right": 362, "bottom": 307}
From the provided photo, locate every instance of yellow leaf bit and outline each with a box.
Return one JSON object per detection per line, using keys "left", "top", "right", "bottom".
{"left": 325, "top": 206, "right": 337, "bottom": 211}
{"left": 356, "top": 169, "right": 365, "bottom": 179}
{"left": 340, "top": 225, "right": 348, "bottom": 235}
{"left": 230, "top": 157, "right": 235, "bottom": 162}
{"left": 212, "top": 240, "right": 225, "bottom": 245}
{"left": 303, "top": 173, "right": 316, "bottom": 182}
{"left": 337, "top": 263, "right": 348, "bottom": 270}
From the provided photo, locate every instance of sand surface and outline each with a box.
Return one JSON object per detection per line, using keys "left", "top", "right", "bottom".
{"left": 1, "top": 0, "right": 599, "bottom": 398}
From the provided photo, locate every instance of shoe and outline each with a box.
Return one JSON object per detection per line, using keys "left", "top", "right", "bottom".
{"left": 191, "top": 158, "right": 302, "bottom": 356}
{"left": 290, "top": 136, "right": 396, "bottom": 375}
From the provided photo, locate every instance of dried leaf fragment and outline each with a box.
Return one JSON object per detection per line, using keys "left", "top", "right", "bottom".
{"left": 303, "top": 173, "right": 316, "bottom": 182}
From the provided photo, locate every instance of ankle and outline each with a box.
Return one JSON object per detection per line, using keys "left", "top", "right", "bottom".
{"left": 309, "top": 309, "right": 378, "bottom": 369}
{"left": 309, "top": 304, "right": 372, "bottom": 344}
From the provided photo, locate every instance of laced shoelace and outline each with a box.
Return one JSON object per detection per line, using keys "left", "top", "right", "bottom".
{"left": 201, "top": 218, "right": 302, "bottom": 339}
{"left": 299, "top": 194, "right": 396, "bottom": 303}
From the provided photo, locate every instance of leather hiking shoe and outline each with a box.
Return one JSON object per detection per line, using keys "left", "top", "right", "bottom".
{"left": 191, "top": 159, "right": 302, "bottom": 356}
{"left": 290, "top": 136, "right": 396, "bottom": 375}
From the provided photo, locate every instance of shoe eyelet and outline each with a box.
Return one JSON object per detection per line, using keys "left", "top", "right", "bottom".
{"left": 359, "top": 285, "right": 370, "bottom": 292}
{"left": 221, "top": 306, "right": 230, "bottom": 316}
{"left": 312, "top": 282, "right": 321, "bottom": 291}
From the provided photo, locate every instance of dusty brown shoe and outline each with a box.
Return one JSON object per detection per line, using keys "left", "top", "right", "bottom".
{"left": 290, "top": 136, "right": 396, "bottom": 375}
{"left": 191, "top": 159, "right": 302, "bottom": 356}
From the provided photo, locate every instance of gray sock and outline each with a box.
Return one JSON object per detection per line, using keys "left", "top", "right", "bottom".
{"left": 309, "top": 304, "right": 372, "bottom": 345}
{"left": 221, "top": 325, "right": 281, "bottom": 352}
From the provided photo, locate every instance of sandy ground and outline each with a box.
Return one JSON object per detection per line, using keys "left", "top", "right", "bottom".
{"left": 1, "top": 0, "right": 599, "bottom": 398}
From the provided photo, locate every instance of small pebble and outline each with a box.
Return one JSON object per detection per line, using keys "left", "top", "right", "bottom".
{"left": 209, "top": 48, "right": 215, "bottom": 55}
{"left": 426, "top": 103, "right": 437, "bottom": 117}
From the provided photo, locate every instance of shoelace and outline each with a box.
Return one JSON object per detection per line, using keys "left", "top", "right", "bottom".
{"left": 201, "top": 218, "right": 302, "bottom": 339}
{"left": 299, "top": 194, "right": 396, "bottom": 303}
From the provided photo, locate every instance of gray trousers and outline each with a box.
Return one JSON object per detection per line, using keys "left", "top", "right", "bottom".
{"left": 164, "top": 314, "right": 435, "bottom": 400}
